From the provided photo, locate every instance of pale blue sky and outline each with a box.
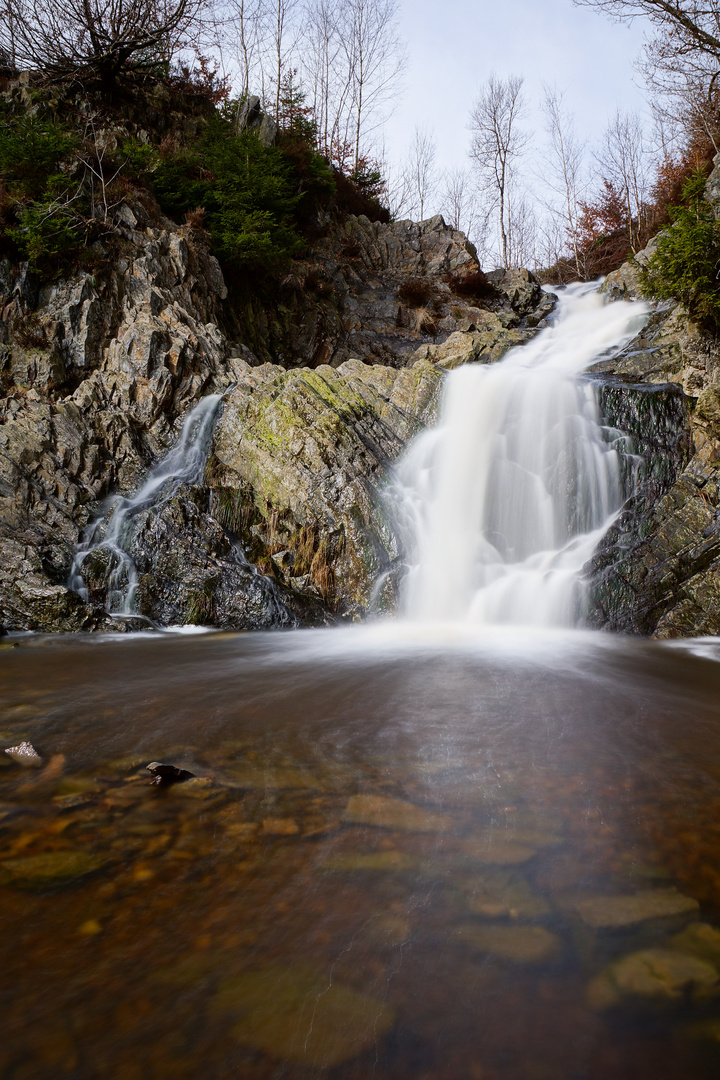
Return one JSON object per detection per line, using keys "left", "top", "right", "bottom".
{"left": 384, "top": 0, "right": 649, "bottom": 172}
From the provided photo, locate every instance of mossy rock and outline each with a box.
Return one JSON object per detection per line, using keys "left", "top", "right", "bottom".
{"left": 0, "top": 849, "right": 106, "bottom": 890}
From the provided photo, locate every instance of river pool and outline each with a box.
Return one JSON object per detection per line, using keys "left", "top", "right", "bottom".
{"left": 2, "top": 625, "right": 720, "bottom": 1079}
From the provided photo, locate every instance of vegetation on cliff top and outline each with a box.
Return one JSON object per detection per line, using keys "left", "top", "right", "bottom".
{"left": 642, "top": 170, "right": 720, "bottom": 336}
{"left": 0, "top": 70, "right": 389, "bottom": 280}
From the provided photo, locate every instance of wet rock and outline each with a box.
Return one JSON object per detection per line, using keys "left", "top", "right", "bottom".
{"left": 0, "top": 849, "right": 105, "bottom": 890}
{"left": 587, "top": 948, "right": 720, "bottom": 1009}
{"left": 146, "top": 761, "right": 195, "bottom": 786}
{"left": 212, "top": 965, "right": 396, "bottom": 1067}
{"left": 454, "top": 923, "right": 560, "bottom": 963}
{"left": 212, "top": 358, "right": 443, "bottom": 614}
{"left": 343, "top": 794, "right": 453, "bottom": 833}
{"left": 575, "top": 888, "right": 699, "bottom": 930}
{"left": 4, "top": 741, "right": 42, "bottom": 766}
{"left": 169, "top": 777, "right": 217, "bottom": 799}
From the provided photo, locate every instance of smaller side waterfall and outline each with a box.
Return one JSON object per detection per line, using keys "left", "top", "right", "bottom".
{"left": 393, "top": 284, "right": 649, "bottom": 627}
{"left": 69, "top": 394, "right": 223, "bottom": 615}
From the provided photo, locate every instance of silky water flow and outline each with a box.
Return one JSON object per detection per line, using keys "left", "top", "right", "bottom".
{"left": 393, "top": 283, "right": 649, "bottom": 626}
{"left": 68, "top": 392, "right": 224, "bottom": 615}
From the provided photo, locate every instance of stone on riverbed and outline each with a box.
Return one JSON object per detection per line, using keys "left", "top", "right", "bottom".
{"left": 575, "top": 888, "right": 699, "bottom": 930}
{"left": 670, "top": 922, "right": 720, "bottom": 965}
{"left": 454, "top": 924, "right": 560, "bottom": 963}
{"left": 456, "top": 832, "right": 538, "bottom": 865}
{"left": 0, "top": 850, "right": 105, "bottom": 890}
{"left": 343, "top": 794, "right": 453, "bottom": 832}
{"left": 462, "top": 869, "right": 551, "bottom": 919}
{"left": 212, "top": 965, "right": 396, "bottom": 1067}
{"left": 587, "top": 948, "right": 720, "bottom": 1009}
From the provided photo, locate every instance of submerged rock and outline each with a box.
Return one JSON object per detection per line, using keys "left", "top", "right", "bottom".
{"left": 462, "top": 870, "right": 551, "bottom": 920}
{"left": 0, "top": 850, "right": 105, "bottom": 890}
{"left": 212, "top": 965, "right": 395, "bottom": 1067}
{"left": 575, "top": 888, "right": 699, "bottom": 930}
{"left": 343, "top": 794, "right": 453, "bottom": 833}
{"left": 454, "top": 923, "right": 560, "bottom": 964}
{"left": 587, "top": 948, "right": 720, "bottom": 1009}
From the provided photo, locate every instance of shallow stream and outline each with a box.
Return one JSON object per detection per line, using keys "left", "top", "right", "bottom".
{"left": 3, "top": 626, "right": 720, "bottom": 1079}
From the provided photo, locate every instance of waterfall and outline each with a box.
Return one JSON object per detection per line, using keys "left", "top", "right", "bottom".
{"left": 69, "top": 394, "right": 223, "bottom": 616}
{"left": 394, "top": 283, "right": 649, "bottom": 627}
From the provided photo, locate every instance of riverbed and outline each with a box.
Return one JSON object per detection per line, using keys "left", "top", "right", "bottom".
{"left": 2, "top": 625, "right": 720, "bottom": 1079}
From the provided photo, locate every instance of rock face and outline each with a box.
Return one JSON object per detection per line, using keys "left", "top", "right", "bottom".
{"left": 209, "top": 357, "right": 444, "bottom": 615}
{"left": 238, "top": 215, "right": 554, "bottom": 371}
{"left": 0, "top": 197, "right": 254, "bottom": 631}
{"left": 0, "top": 153, "right": 555, "bottom": 631}
{"left": 585, "top": 210, "right": 720, "bottom": 636}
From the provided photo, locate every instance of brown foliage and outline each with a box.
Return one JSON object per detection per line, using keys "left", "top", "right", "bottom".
{"left": 184, "top": 206, "right": 206, "bottom": 230}
{"left": 169, "top": 57, "right": 231, "bottom": 106}
{"left": 397, "top": 277, "right": 434, "bottom": 307}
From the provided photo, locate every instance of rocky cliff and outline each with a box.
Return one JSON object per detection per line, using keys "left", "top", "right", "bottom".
{"left": 584, "top": 158, "right": 720, "bottom": 637}
{"left": 0, "top": 145, "right": 552, "bottom": 631}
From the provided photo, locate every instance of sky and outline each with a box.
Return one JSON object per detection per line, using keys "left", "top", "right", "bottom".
{"left": 383, "top": 0, "right": 650, "bottom": 178}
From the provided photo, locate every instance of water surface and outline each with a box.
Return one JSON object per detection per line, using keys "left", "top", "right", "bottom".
{"left": 2, "top": 627, "right": 720, "bottom": 1079}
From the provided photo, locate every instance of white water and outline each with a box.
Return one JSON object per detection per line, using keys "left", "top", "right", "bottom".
{"left": 69, "top": 394, "right": 223, "bottom": 615}
{"left": 394, "top": 283, "right": 648, "bottom": 627}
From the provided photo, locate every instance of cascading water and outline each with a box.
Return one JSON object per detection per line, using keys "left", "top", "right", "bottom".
{"left": 394, "top": 283, "right": 649, "bottom": 627}
{"left": 69, "top": 394, "right": 223, "bottom": 616}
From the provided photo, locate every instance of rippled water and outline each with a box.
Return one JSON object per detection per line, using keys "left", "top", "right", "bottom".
{"left": 2, "top": 627, "right": 720, "bottom": 1079}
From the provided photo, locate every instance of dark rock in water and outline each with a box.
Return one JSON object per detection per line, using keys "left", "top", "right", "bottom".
{"left": 146, "top": 761, "right": 195, "bottom": 786}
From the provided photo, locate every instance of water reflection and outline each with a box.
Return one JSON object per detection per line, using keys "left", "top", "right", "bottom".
{"left": 1, "top": 627, "right": 720, "bottom": 1079}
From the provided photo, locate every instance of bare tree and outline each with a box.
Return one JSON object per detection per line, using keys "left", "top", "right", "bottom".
{"left": 506, "top": 182, "right": 538, "bottom": 269}
{"left": 469, "top": 73, "right": 529, "bottom": 268}
{"left": 219, "top": 0, "right": 266, "bottom": 97}
{"left": 541, "top": 86, "right": 587, "bottom": 277}
{"left": 0, "top": 0, "right": 208, "bottom": 90}
{"left": 405, "top": 125, "right": 437, "bottom": 220}
{"left": 341, "top": 0, "right": 405, "bottom": 171}
{"left": 596, "top": 109, "right": 651, "bottom": 250}
{"left": 303, "top": 0, "right": 355, "bottom": 160}
{"left": 440, "top": 165, "right": 483, "bottom": 243}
